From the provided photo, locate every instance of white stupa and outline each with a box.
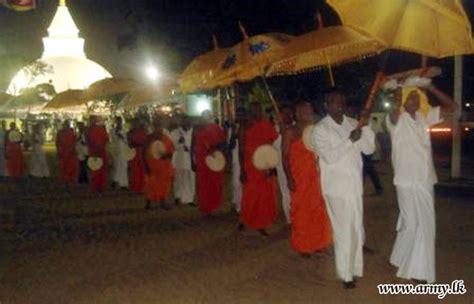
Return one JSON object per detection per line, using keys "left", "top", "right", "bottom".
{"left": 8, "top": 0, "right": 111, "bottom": 94}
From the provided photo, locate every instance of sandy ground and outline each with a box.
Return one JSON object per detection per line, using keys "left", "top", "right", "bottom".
{"left": 0, "top": 149, "right": 472, "bottom": 304}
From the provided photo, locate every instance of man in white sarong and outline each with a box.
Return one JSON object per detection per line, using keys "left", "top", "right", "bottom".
{"left": 273, "top": 105, "right": 295, "bottom": 224}
{"left": 111, "top": 117, "right": 129, "bottom": 189}
{"left": 0, "top": 120, "right": 7, "bottom": 177}
{"left": 29, "top": 123, "right": 50, "bottom": 178}
{"left": 313, "top": 89, "right": 375, "bottom": 289}
{"left": 387, "top": 84, "right": 454, "bottom": 284}
{"left": 228, "top": 107, "right": 247, "bottom": 213}
{"left": 171, "top": 115, "right": 195, "bottom": 205}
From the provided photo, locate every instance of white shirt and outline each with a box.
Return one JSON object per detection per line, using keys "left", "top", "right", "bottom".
{"left": 111, "top": 128, "right": 128, "bottom": 158}
{"left": 31, "top": 132, "right": 46, "bottom": 153}
{"left": 386, "top": 107, "right": 441, "bottom": 186}
{"left": 313, "top": 115, "right": 375, "bottom": 197}
{"left": 171, "top": 127, "right": 193, "bottom": 170}
{"left": 227, "top": 127, "right": 240, "bottom": 166}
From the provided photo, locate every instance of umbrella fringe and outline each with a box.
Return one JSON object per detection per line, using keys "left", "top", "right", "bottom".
{"left": 267, "top": 51, "right": 382, "bottom": 77}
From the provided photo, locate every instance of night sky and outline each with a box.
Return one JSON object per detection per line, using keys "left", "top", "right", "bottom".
{"left": 1, "top": 0, "right": 473, "bottom": 102}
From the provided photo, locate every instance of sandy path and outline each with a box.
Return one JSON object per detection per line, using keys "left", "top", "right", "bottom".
{"left": 0, "top": 164, "right": 472, "bottom": 303}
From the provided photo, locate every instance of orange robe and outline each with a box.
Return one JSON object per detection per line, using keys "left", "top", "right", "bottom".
{"left": 87, "top": 125, "right": 109, "bottom": 192}
{"left": 195, "top": 124, "right": 226, "bottom": 215}
{"left": 128, "top": 128, "right": 146, "bottom": 193}
{"left": 5, "top": 132, "right": 25, "bottom": 178}
{"left": 144, "top": 134, "right": 175, "bottom": 202}
{"left": 241, "top": 120, "right": 278, "bottom": 229}
{"left": 57, "top": 128, "right": 79, "bottom": 184}
{"left": 289, "top": 139, "right": 332, "bottom": 253}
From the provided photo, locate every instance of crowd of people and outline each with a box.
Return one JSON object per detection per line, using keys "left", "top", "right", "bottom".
{"left": 0, "top": 82, "right": 454, "bottom": 289}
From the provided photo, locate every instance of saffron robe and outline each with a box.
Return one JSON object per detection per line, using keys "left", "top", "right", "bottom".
{"left": 289, "top": 138, "right": 331, "bottom": 253}
{"left": 128, "top": 128, "right": 146, "bottom": 193}
{"left": 194, "top": 124, "right": 226, "bottom": 215}
{"left": 57, "top": 128, "right": 79, "bottom": 183}
{"left": 87, "top": 125, "right": 109, "bottom": 192}
{"left": 5, "top": 131, "right": 26, "bottom": 178}
{"left": 240, "top": 120, "right": 278, "bottom": 229}
{"left": 144, "top": 134, "right": 175, "bottom": 202}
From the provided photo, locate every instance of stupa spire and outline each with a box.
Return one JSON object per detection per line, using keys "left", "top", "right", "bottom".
{"left": 42, "top": 0, "right": 85, "bottom": 58}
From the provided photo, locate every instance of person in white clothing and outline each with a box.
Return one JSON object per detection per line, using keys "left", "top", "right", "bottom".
{"left": 171, "top": 115, "right": 195, "bottom": 205}
{"left": 29, "top": 123, "right": 50, "bottom": 178}
{"left": 387, "top": 84, "right": 454, "bottom": 284}
{"left": 274, "top": 105, "right": 295, "bottom": 224}
{"left": 228, "top": 107, "right": 247, "bottom": 213}
{"left": 111, "top": 117, "right": 129, "bottom": 189}
{"left": 312, "top": 89, "right": 375, "bottom": 289}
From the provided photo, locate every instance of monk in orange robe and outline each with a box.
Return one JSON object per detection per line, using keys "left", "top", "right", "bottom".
{"left": 128, "top": 118, "right": 147, "bottom": 193}
{"left": 56, "top": 120, "right": 79, "bottom": 184}
{"left": 191, "top": 111, "right": 226, "bottom": 215}
{"left": 240, "top": 102, "right": 278, "bottom": 235}
{"left": 86, "top": 116, "right": 109, "bottom": 192}
{"left": 5, "top": 122, "right": 25, "bottom": 179}
{"left": 282, "top": 101, "right": 331, "bottom": 256}
{"left": 143, "top": 120, "right": 175, "bottom": 209}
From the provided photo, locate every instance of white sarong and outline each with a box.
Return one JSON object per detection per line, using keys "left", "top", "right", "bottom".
{"left": 390, "top": 183, "right": 436, "bottom": 283}
{"left": 29, "top": 133, "right": 50, "bottom": 178}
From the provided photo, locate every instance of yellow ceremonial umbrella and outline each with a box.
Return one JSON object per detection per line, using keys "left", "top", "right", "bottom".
{"left": 326, "top": 0, "right": 474, "bottom": 58}
{"left": 179, "top": 36, "right": 231, "bottom": 93}
{"left": 266, "top": 25, "right": 384, "bottom": 83}
{"left": 120, "top": 84, "right": 176, "bottom": 109}
{"left": 44, "top": 89, "right": 86, "bottom": 109}
{"left": 209, "top": 25, "right": 294, "bottom": 123}
{"left": 213, "top": 30, "right": 294, "bottom": 86}
{"left": 83, "top": 78, "right": 141, "bottom": 100}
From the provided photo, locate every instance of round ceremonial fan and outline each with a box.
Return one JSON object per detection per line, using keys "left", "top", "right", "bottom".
{"left": 151, "top": 140, "right": 166, "bottom": 159}
{"left": 87, "top": 157, "right": 103, "bottom": 171}
{"left": 124, "top": 146, "right": 137, "bottom": 161}
{"left": 8, "top": 130, "right": 22, "bottom": 143}
{"left": 205, "top": 150, "right": 226, "bottom": 172}
{"left": 252, "top": 144, "right": 279, "bottom": 170}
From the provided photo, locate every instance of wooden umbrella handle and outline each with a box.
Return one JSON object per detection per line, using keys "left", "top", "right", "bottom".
{"left": 261, "top": 76, "right": 282, "bottom": 125}
{"left": 358, "top": 71, "right": 384, "bottom": 128}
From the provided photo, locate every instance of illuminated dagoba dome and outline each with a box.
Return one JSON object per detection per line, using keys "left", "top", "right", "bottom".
{"left": 7, "top": 0, "right": 111, "bottom": 94}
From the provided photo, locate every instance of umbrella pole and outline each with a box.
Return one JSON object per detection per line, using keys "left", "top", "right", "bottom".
{"left": 222, "top": 88, "right": 228, "bottom": 124}
{"left": 216, "top": 88, "right": 222, "bottom": 125}
{"left": 451, "top": 55, "right": 463, "bottom": 178}
{"left": 260, "top": 76, "right": 281, "bottom": 125}
{"left": 325, "top": 53, "right": 336, "bottom": 87}
{"left": 357, "top": 71, "right": 384, "bottom": 128}
{"left": 356, "top": 50, "right": 390, "bottom": 127}
{"left": 327, "top": 66, "right": 336, "bottom": 87}
{"left": 233, "top": 83, "right": 240, "bottom": 115}
{"left": 225, "top": 87, "right": 232, "bottom": 123}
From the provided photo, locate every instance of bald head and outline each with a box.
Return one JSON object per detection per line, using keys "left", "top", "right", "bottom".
{"left": 279, "top": 104, "right": 294, "bottom": 126}
{"left": 295, "top": 101, "right": 314, "bottom": 125}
